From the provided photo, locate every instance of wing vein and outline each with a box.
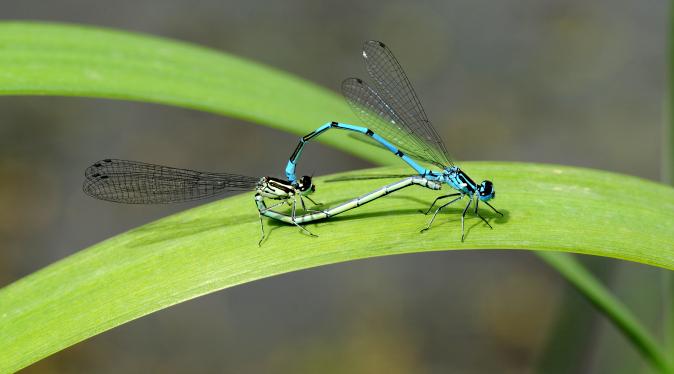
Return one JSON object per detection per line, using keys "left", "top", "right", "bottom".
{"left": 83, "top": 159, "right": 259, "bottom": 204}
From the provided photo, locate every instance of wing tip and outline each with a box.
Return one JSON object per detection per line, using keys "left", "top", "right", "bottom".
{"left": 365, "top": 40, "right": 386, "bottom": 48}
{"left": 341, "top": 77, "right": 367, "bottom": 91}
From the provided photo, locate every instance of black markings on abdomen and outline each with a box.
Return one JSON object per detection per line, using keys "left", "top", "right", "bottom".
{"left": 290, "top": 142, "right": 303, "bottom": 161}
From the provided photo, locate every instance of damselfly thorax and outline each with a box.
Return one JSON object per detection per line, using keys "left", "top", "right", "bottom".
{"left": 256, "top": 176, "right": 314, "bottom": 200}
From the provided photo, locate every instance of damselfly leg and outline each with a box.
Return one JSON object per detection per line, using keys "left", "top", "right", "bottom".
{"left": 303, "top": 195, "right": 323, "bottom": 206}
{"left": 258, "top": 214, "right": 266, "bottom": 247}
{"left": 421, "top": 193, "right": 462, "bottom": 215}
{"left": 460, "top": 197, "right": 473, "bottom": 242}
{"left": 473, "top": 195, "right": 493, "bottom": 229}
{"left": 298, "top": 195, "right": 325, "bottom": 214}
{"left": 420, "top": 192, "right": 496, "bottom": 240}
{"left": 291, "top": 196, "right": 318, "bottom": 237}
{"left": 258, "top": 199, "right": 287, "bottom": 213}
{"left": 484, "top": 201, "right": 504, "bottom": 217}
{"left": 420, "top": 195, "right": 463, "bottom": 233}
{"left": 257, "top": 198, "right": 317, "bottom": 246}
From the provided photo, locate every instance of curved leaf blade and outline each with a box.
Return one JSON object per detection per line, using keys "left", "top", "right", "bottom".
{"left": 0, "top": 21, "right": 396, "bottom": 165}
{"left": 1, "top": 162, "right": 673, "bottom": 372}
{"left": 1, "top": 21, "right": 672, "bottom": 373}
{"left": 538, "top": 252, "right": 672, "bottom": 373}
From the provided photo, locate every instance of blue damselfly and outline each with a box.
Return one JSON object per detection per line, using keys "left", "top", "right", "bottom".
{"left": 284, "top": 41, "right": 503, "bottom": 240}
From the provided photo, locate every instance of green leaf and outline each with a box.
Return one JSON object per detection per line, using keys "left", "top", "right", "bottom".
{"left": 664, "top": 0, "right": 674, "bottom": 360}
{"left": 668, "top": 1, "right": 674, "bottom": 185}
{"left": 538, "top": 252, "right": 673, "bottom": 373}
{"left": 1, "top": 162, "right": 673, "bottom": 372}
{"left": 1, "top": 21, "right": 672, "bottom": 372}
{"left": 0, "top": 21, "right": 395, "bottom": 165}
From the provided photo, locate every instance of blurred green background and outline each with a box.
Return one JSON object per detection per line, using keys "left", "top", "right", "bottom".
{"left": 0, "top": 0, "right": 667, "bottom": 373}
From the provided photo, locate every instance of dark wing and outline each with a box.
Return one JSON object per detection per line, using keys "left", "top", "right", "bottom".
{"left": 83, "top": 159, "right": 260, "bottom": 204}
{"left": 360, "top": 40, "right": 452, "bottom": 167}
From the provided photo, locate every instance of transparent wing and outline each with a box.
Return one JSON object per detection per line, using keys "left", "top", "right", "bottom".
{"left": 360, "top": 40, "right": 452, "bottom": 166}
{"left": 342, "top": 77, "right": 448, "bottom": 168}
{"left": 346, "top": 133, "right": 446, "bottom": 167}
{"left": 83, "top": 159, "right": 260, "bottom": 204}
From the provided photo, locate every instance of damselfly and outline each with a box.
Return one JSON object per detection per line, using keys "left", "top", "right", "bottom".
{"left": 83, "top": 159, "right": 438, "bottom": 245}
{"left": 284, "top": 40, "right": 503, "bottom": 240}
{"left": 83, "top": 159, "right": 319, "bottom": 245}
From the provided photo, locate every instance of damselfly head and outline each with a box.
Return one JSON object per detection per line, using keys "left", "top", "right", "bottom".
{"left": 478, "top": 180, "right": 495, "bottom": 201}
{"left": 297, "top": 175, "right": 315, "bottom": 195}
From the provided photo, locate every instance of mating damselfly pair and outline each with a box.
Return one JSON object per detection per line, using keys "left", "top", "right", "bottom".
{"left": 83, "top": 41, "right": 502, "bottom": 244}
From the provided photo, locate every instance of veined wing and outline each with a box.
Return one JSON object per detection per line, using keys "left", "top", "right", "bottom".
{"left": 360, "top": 40, "right": 452, "bottom": 167}
{"left": 83, "top": 159, "right": 260, "bottom": 204}
{"left": 345, "top": 133, "right": 445, "bottom": 167}
{"left": 342, "top": 77, "right": 448, "bottom": 168}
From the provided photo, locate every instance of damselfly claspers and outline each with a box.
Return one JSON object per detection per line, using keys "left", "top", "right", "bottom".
{"left": 284, "top": 40, "right": 503, "bottom": 241}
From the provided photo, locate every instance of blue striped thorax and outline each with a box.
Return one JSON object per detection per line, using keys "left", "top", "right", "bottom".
{"left": 438, "top": 166, "right": 495, "bottom": 201}
{"left": 443, "top": 166, "right": 476, "bottom": 195}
